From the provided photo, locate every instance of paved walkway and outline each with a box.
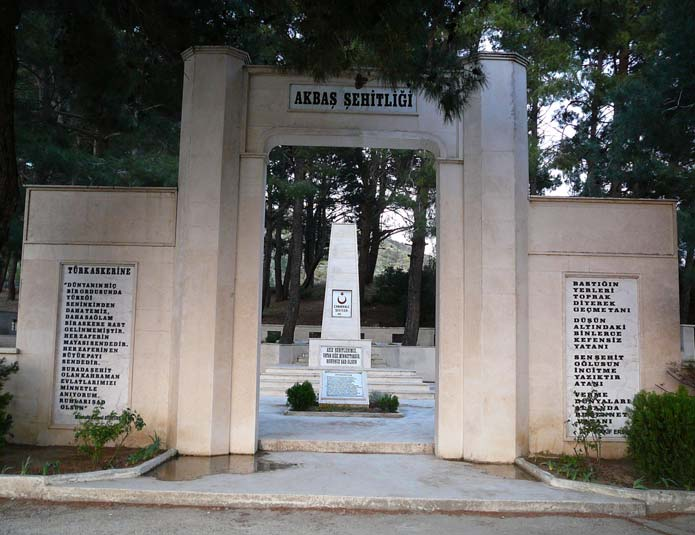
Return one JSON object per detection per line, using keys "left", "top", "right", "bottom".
{"left": 34, "top": 451, "right": 645, "bottom": 515}
{"left": 258, "top": 396, "right": 434, "bottom": 452}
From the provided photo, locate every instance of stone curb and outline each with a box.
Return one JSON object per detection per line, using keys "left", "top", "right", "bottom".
{"left": 0, "top": 484, "right": 647, "bottom": 516}
{"left": 515, "top": 457, "right": 695, "bottom": 514}
{"left": 258, "top": 439, "right": 434, "bottom": 455}
{"left": 0, "top": 448, "right": 176, "bottom": 491}
{"left": 283, "top": 410, "right": 404, "bottom": 418}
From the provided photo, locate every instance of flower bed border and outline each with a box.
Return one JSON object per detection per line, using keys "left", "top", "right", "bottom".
{"left": 283, "top": 410, "right": 403, "bottom": 418}
{"left": 515, "top": 457, "right": 695, "bottom": 514}
{"left": 0, "top": 448, "right": 176, "bottom": 488}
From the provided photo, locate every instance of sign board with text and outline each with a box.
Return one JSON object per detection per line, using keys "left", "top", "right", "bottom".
{"left": 320, "top": 345, "right": 362, "bottom": 368}
{"left": 565, "top": 276, "right": 639, "bottom": 440}
{"left": 52, "top": 263, "right": 136, "bottom": 426}
{"left": 319, "top": 370, "right": 369, "bottom": 405}
{"left": 289, "top": 85, "right": 417, "bottom": 115}
{"left": 331, "top": 290, "right": 352, "bottom": 318}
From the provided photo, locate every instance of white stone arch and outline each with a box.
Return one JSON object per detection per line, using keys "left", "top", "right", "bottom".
{"left": 259, "top": 128, "right": 447, "bottom": 158}
{"left": 171, "top": 46, "right": 530, "bottom": 462}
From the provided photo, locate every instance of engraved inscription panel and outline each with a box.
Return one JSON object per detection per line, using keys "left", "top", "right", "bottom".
{"left": 52, "top": 263, "right": 136, "bottom": 426}
{"left": 322, "top": 371, "right": 365, "bottom": 399}
{"left": 565, "top": 277, "right": 639, "bottom": 440}
{"left": 320, "top": 346, "right": 361, "bottom": 367}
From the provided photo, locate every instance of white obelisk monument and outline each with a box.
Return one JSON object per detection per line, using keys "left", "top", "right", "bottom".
{"left": 309, "top": 223, "right": 371, "bottom": 405}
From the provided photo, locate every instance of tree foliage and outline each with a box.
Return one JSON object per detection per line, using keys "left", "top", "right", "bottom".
{"left": 4, "top": 0, "right": 695, "bottom": 324}
{"left": 0, "top": 358, "right": 19, "bottom": 449}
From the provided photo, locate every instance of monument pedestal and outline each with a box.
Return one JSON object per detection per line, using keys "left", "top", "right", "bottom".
{"left": 312, "top": 223, "right": 371, "bottom": 406}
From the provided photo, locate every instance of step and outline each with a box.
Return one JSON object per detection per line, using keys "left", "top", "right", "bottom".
{"left": 260, "top": 389, "right": 434, "bottom": 400}
{"left": 260, "top": 374, "right": 425, "bottom": 384}
{"left": 260, "top": 365, "right": 435, "bottom": 399}
{"left": 258, "top": 439, "right": 434, "bottom": 454}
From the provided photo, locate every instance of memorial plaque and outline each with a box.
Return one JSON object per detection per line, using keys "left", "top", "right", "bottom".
{"left": 289, "top": 84, "right": 417, "bottom": 115}
{"left": 52, "top": 263, "right": 136, "bottom": 426}
{"left": 320, "top": 371, "right": 367, "bottom": 402}
{"left": 331, "top": 289, "right": 352, "bottom": 318}
{"left": 320, "top": 345, "right": 362, "bottom": 367}
{"left": 565, "top": 276, "right": 639, "bottom": 440}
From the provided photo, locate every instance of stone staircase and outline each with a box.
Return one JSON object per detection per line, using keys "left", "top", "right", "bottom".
{"left": 371, "top": 354, "right": 388, "bottom": 368}
{"left": 260, "top": 365, "right": 434, "bottom": 400}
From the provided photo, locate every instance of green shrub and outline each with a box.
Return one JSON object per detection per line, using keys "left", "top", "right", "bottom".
{"left": 542, "top": 455, "right": 594, "bottom": 482}
{"left": 369, "top": 392, "right": 399, "bottom": 413}
{"left": 73, "top": 406, "right": 145, "bottom": 468}
{"left": 571, "top": 388, "right": 608, "bottom": 463}
{"left": 624, "top": 386, "right": 695, "bottom": 488}
{"left": 286, "top": 381, "right": 318, "bottom": 411}
{"left": 127, "top": 432, "right": 161, "bottom": 465}
{"left": 266, "top": 331, "right": 281, "bottom": 343}
{"left": 0, "top": 358, "right": 19, "bottom": 449}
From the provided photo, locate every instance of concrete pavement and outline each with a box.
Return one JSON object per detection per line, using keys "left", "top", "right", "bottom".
{"left": 1, "top": 501, "right": 694, "bottom": 535}
{"left": 2, "top": 452, "right": 646, "bottom": 515}
{"left": 259, "top": 396, "right": 434, "bottom": 440}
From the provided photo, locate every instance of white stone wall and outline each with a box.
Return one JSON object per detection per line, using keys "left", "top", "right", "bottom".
{"left": 10, "top": 187, "right": 176, "bottom": 447}
{"left": 527, "top": 196, "right": 680, "bottom": 458}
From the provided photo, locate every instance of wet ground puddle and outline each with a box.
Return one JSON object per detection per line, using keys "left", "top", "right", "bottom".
{"left": 146, "top": 453, "right": 297, "bottom": 481}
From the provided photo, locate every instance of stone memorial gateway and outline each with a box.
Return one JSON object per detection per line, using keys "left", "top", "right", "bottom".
{"left": 8, "top": 47, "right": 681, "bottom": 462}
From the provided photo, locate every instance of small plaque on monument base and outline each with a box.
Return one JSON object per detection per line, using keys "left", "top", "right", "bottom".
{"left": 319, "top": 370, "right": 369, "bottom": 406}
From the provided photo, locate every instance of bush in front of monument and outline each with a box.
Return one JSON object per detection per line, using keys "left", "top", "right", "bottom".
{"left": 0, "top": 357, "right": 19, "bottom": 449}
{"left": 369, "top": 392, "right": 399, "bottom": 413}
{"left": 73, "top": 406, "right": 145, "bottom": 468}
{"left": 624, "top": 386, "right": 695, "bottom": 488}
{"left": 286, "top": 381, "right": 318, "bottom": 411}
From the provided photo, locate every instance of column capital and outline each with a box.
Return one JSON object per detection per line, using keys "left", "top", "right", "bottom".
{"left": 476, "top": 51, "right": 529, "bottom": 68}
{"left": 181, "top": 46, "right": 251, "bottom": 64}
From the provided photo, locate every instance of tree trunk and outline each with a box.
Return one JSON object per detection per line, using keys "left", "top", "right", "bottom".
{"left": 608, "top": 46, "right": 631, "bottom": 197}
{"left": 6, "top": 250, "right": 17, "bottom": 301}
{"left": 403, "top": 184, "right": 429, "bottom": 346}
{"left": 280, "top": 157, "right": 305, "bottom": 344}
{"left": 261, "top": 221, "right": 273, "bottom": 310}
{"left": 0, "top": 251, "right": 7, "bottom": 293}
{"left": 302, "top": 205, "right": 328, "bottom": 289}
{"left": 585, "top": 50, "right": 605, "bottom": 197}
{"left": 0, "top": 1, "right": 20, "bottom": 253}
{"left": 301, "top": 254, "right": 323, "bottom": 290}
{"left": 274, "top": 223, "right": 285, "bottom": 302}
{"left": 282, "top": 246, "right": 292, "bottom": 300}
{"left": 681, "top": 246, "right": 695, "bottom": 323}
{"left": 366, "top": 232, "right": 381, "bottom": 285}
{"left": 303, "top": 197, "right": 316, "bottom": 286}
{"left": 528, "top": 98, "right": 540, "bottom": 195}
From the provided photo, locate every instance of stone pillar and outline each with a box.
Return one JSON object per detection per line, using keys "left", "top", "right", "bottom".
{"left": 436, "top": 53, "right": 529, "bottom": 462}
{"left": 229, "top": 154, "right": 266, "bottom": 453}
{"left": 435, "top": 160, "right": 466, "bottom": 458}
{"left": 170, "top": 46, "right": 250, "bottom": 455}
